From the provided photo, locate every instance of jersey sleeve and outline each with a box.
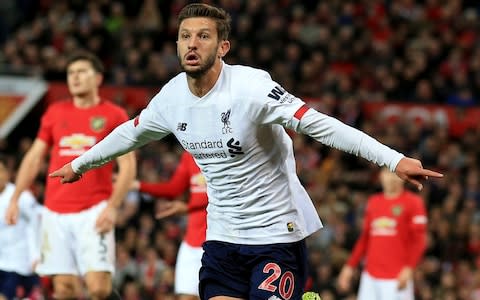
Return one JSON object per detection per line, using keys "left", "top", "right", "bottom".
{"left": 139, "top": 152, "right": 190, "bottom": 198}
{"left": 36, "top": 104, "right": 56, "bottom": 146}
{"left": 246, "top": 72, "right": 404, "bottom": 172}
{"left": 346, "top": 199, "right": 372, "bottom": 267}
{"left": 406, "top": 194, "right": 428, "bottom": 267}
{"left": 72, "top": 92, "right": 171, "bottom": 174}
{"left": 245, "top": 71, "right": 307, "bottom": 128}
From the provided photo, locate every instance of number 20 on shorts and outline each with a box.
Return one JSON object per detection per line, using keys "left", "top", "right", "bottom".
{"left": 258, "top": 262, "right": 295, "bottom": 300}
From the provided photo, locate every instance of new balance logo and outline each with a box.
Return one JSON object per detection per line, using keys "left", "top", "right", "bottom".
{"left": 227, "top": 138, "right": 244, "bottom": 157}
{"left": 177, "top": 122, "right": 187, "bottom": 131}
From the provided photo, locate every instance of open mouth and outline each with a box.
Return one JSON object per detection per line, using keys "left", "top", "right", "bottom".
{"left": 185, "top": 53, "right": 200, "bottom": 65}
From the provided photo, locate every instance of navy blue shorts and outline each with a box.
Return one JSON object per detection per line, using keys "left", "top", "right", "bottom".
{"left": 0, "top": 270, "right": 40, "bottom": 299}
{"left": 199, "top": 239, "right": 308, "bottom": 300}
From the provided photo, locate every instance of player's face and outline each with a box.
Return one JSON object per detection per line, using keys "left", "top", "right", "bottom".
{"left": 66, "top": 60, "right": 102, "bottom": 97}
{"left": 380, "top": 168, "right": 404, "bottom": 193}
{"left": 177, "top": 17, "right": 229, "bottom": 78}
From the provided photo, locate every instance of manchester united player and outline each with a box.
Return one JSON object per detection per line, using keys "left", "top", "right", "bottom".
{"left": 133, "top": 151, "right": 206, "bottom": 300}
{"left": 5, "top": 51, "right": 136, "bottom": 300}
{"left": 338, "top": 167, "right": 428, "bottom": 300}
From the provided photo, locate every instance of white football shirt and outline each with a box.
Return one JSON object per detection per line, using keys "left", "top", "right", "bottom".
{"left": 73, "top": 62, "right": 404, "bottom": 244}
{"left": 0, "top": 183, "right": 41, "bottom": 275}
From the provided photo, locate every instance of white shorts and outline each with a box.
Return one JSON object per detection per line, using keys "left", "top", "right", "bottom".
{"left": 358, "top": 271, "right": 414, "bottom": 300}
{"left": 174, "top": 241, "right": 203, "bottom": 296}
{"left": 36, "top": 201, "right": 115, "bottom": 276}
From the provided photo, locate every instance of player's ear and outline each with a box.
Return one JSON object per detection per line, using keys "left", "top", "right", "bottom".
{"left": 218, "top": 40, "right": 230, "bottom": 58}
{"left": 96, "top": 73, "right": 104, "bottom": 87}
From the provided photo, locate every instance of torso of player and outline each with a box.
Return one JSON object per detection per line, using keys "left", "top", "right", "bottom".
{"left": 365, "top": 191, "right": 419, "bottom": 277}
{"left": 40, "top": 100, "right": 128, "bottom": 213}
{"left": 368, "top": 195, "right": 411, "bottom": 238}
{"left": 148, "top": 63, "right": 322, "bottom": 244}
{"left": 0, "top": 183, "right": 37, "bottom": 274}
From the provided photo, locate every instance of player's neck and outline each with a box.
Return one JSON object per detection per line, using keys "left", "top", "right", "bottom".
{"left": 73, "top": 94, "right": 101, "bottom": 108}
{"left": 383, "top": 189, "right": 403, "bottom": 199}
{"left": 187, "top": 60, "right": 223, "bottom": 98}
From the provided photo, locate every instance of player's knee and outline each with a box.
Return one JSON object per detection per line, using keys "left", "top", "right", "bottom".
{"left": 87, "top": 284, "right": 112, "bottom": 300}
{"left": 52, "top": 282, "right": 77, "bottom": 300}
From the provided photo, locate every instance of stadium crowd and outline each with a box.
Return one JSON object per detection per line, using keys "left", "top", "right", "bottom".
{"left": 1, "top": 0, "right": 480, "bottom": 299}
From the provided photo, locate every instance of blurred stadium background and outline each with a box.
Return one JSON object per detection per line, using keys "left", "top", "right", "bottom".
{"left": 1, "top": 0, "right": 480, "bottom": 299}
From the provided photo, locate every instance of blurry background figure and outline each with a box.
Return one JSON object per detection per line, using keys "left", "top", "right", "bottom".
{"left": 131, "top": 151, "right": 207, "bottom": 300}
{"left": 338, "top": 167, "right": 428, "bottom": 300}
{"left": 0, "top": 154, "right": 41, "bottom": 299}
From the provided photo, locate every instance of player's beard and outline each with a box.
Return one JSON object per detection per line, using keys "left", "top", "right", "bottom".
{"left": 179, "top": 51, "right": 217, "bottom": 79}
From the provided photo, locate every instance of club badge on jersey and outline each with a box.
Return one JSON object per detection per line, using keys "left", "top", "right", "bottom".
{"left": 90, "top": 116, "right": 106, "bottom": 132}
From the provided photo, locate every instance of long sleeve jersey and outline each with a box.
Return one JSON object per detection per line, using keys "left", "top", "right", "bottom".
{"left": 72, "top": 62, "right": 404, "bottom": 245}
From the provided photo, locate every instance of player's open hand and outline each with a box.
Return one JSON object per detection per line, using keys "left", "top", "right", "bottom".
{"left": 49, "top": 163, "right": 82, "bottom": 183}
{"left": 394, "top": 157, "right": 443, "bottom": 191}
{"left": 4, "top": 200, "right": 19, "bottom": 225}
{"left": 155, "top": 200, "right": 188, "bottom": 219}
{"left": 397, "top": 267, "right": 413, "bottom": 290}
{"left": 95, "top": 204, "right": 117, "bottom": 233}
{"left": 337, "top": 265, "right": 354, "bottom": 292}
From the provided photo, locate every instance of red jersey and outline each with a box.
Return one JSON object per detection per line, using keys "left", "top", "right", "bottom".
{"left": 347, "top": 190, "right": 427, "bottom": 279}
{"left": 139, "top": 152, "right": 208, "bottom": 247}
{"left": 38, "top": 100, "right": 129, "bottom": 213}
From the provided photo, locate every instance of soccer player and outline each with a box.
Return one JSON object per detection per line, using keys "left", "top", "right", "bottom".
{"left": 4, "top": 51, "right": 136, "bottom": 300}
{"left": 337, "top": 167, "right": 428, "bottom": 300}
{"left": 132, "top": 151, "right": 206, "bottom": 300}
{"left": 0, "top": 155, "right": 41, "bottom": 300}
{"left": 49, "top": 4, "right": 442, "bottom": 300}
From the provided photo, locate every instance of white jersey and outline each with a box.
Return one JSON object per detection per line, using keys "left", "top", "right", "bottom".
{"left": 73, "top": 63, "right": 404, "bottom": 245}
{"left": 0, "top": 183, "right": 41, "bottom": 275}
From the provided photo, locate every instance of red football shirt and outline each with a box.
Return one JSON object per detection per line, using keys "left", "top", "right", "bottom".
{"left": 347, "top": 190, "right": 427, "bottom": 279}
{"left": 38, "top": 100, "right": 129, "bottom": 213}
{"left": 139, "top": 152, "right": 208, "bottom": 247}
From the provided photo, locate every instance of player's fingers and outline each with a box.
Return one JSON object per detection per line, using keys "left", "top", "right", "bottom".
{"left": 416, "top": 168, "right": 443, "bottom": 178}
{"left": 407, "top": 177, "right": 423, "bottom": 191}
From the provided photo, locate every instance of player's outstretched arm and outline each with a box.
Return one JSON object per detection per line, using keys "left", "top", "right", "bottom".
{"left": 394, "top": 157, "right": 443, "bottom": 191}
{"left": 49, "top": 163, "right": 82, "bottom": 183}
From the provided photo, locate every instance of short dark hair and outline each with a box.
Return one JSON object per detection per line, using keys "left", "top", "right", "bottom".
{"left": 178, "top": 3, "right": 231, "bottom": 41}
{"left": 66, "top": 50, "right": 104, "bottom": 74}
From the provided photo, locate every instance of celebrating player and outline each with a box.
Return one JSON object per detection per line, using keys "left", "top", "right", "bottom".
{"left": 49, "top": 4, "right": 442, "bottom": 300}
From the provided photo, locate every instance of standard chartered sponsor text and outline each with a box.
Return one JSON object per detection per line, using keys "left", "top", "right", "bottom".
{"left": 181, "top": 139, "right": 228, "bottom": 160}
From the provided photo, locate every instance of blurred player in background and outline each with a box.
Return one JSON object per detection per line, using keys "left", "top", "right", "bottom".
{"left": 0, "top": 155, "right": 41, "bottom": 300}
{"left": 338, "top": 167, "right": 428, "bottom": 300}
{"left": 5, "top": 51, "right": 136, "bottom": 300}
{"left": 132, "top": 151, "right": 206, "bottom": 300}
{"left": 49, "top": 4, "right": 442, "bottom": 300}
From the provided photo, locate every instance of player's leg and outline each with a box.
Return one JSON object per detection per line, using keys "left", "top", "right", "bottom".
{"left": 74, "top": 201, "right": 115, "bottom": 300}
{"left": 249, "top": 240, "right": 308, "bottom": 300}
{"left": 52, "top": 275, "right": 83, "bottom": 300}
{"left": 84, "top": 271, "right": 113, "bottom": 300}
{"left": 175, "top": 241, "right": 203, "bottom": 300}
{"left": 36, "top": 208, "right": 82, "bottom": 299}
{"left": 199, "top": 241, "right": 249, "bottom": 300}
{"left": 357, "top": 272, "right": 378, "bottom": 300}
{"left": 0, "top": 270, "right": 21, "bottom": 299}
